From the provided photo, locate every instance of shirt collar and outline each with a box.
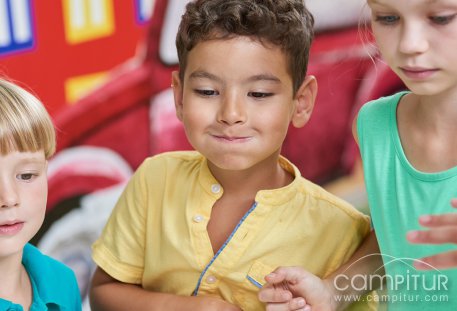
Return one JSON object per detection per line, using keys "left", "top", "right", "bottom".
{"left": 0, "top": 298, "right": 21, "bottom": 310}
{"left": 254, "top": 156, "right": 302, "bottom": 205}
{"left": 197, "top": 154, "right": 302, "bottom": 205}
{"left": 22, "top": 244, "right": 67, "bottom": 310}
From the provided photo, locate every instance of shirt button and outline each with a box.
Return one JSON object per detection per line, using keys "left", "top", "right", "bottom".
{"left": 211, "top": 184, "right": 221, "bottom": 194}
{"left": 206, "top": 275, "right": 217, "bottom": 284}
{"left": 193, "top": 215, "right": 204, "bottom": 223}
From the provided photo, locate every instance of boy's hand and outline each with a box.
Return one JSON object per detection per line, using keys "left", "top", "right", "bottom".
{"left": 407, "top": 199, "right": 457, "bottom": 270}
{"left": 258, "top": 267, "right": 338, "bottom": 311}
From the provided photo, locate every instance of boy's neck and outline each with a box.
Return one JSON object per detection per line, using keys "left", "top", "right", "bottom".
{"left": 207, "top": 154, "right": 294, "bottom": 196}
{"left": 206, "top": 153, "right": 294, "bottom": 253}
{"left": 0, "top": 255, "right": 32, "bottom": 308}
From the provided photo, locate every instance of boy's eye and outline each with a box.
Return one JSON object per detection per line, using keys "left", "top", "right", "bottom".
{"left": 195, "top": 89, "right": 218, "bottom": 96}
{"left": 248, "top": 92, "right": 273, "bottom": 98}
{"left": 374, "top": 15, "right": 399, "bottom": 25}
{"left": 429, "top": 14, "right": 456, "bottom": 25}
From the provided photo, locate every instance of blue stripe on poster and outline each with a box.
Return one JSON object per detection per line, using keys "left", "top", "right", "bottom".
{"left": 0, "top": 0, "right": 35, "bottom": 56}
{"left": 134, "top": 0, "right": 153, "bottom": 24}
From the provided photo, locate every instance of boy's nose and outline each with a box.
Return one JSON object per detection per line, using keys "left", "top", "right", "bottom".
{"left": 0, "top": 182, "right": 20, "bottom": 208}
{"left": 217, "top": 94, "right": 247, "bottom": 125}
{"left": 398, "top": 23, "right": 429, "bottom": 55}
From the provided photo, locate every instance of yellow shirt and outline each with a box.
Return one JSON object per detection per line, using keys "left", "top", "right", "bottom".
{"left": 92, "top": 151, "right": 373, "bottom": 310}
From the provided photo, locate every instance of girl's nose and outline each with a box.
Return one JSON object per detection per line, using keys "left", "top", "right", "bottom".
{"left": 399, "top": 23, "right": 429, "bottom": 55}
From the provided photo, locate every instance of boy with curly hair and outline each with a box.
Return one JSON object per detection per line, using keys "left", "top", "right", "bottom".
{"left": 90, "top": 1, "right": 373, "bottom": 310}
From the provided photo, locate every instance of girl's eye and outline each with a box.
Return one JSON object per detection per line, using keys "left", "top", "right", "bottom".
{"left": 374, "top": 15, "right": 400, "bottom": 25}
{"left": 248, "top": 92, "right": 273, "bottom": 98}
{"left": 18, "top": 173, "right": 35, "bottom": 181}
{"left": 195, "top": 89, "right": 218, "bottom": 96}
{"left": 430, "top": 14, "right": 456, "bottom": 25}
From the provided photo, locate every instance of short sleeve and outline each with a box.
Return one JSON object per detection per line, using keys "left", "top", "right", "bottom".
{"left": 92, "top": 159, "right": 151, "bottom": 284}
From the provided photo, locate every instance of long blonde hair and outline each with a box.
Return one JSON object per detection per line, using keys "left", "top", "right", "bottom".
{"left": 0, "top": 78, "right": 56, "bottom": 159}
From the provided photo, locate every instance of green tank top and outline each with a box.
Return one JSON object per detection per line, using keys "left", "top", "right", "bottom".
{"left": 357, "top": 92, "right": 457, "bottom": 310}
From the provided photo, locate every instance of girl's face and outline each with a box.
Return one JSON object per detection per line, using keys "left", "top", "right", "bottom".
{"left": 368, "top": 0, "right": 457, "bottom": 97}
{"left": 0, "top": 151, "right": 47, "bottom": 260}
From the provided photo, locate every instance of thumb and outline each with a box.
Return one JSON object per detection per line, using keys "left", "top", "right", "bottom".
{"left": 285, "top": 269, "right": 329, "bottom": 305}
{"left": 265, "top": 266, "right": 306, "bottom": 285}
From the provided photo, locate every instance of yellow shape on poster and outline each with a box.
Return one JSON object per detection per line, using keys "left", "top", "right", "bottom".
{"left": 63, "top": 0, "right": 115, "bottom": 44}
{"left": 65, "top": 71, "right": 109, "bottom": 104}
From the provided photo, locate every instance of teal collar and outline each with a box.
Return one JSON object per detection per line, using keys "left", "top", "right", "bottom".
{"left": 22, "top": 243, "right": 68, "bottom": 310}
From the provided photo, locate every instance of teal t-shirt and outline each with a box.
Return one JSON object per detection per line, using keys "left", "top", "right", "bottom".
{"left": 357, "top": 92, "right": 457, "bottom": 310}
{"left": 0, "top": 243, "right": 82, "bottom": 311}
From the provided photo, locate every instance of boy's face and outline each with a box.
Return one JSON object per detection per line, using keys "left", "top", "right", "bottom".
{"left": 0, "top": 151, "right": 47, "bottom": 259}
{"left": 172, "top": 36, "right": 316, "bottom": 171}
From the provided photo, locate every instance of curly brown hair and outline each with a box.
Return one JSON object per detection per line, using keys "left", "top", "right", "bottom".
{"left": 176, "top": 0, "right": 314, "bottom": 95}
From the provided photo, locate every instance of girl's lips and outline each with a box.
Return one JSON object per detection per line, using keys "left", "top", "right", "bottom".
{"left": 400, "top": 67, "right": 439, "bottom": 79}
{"left": 0, "top": 222, "right": 24, "bottom": 235}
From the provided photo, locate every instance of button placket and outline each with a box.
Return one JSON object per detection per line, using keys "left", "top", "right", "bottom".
{"left": 193, "top": 214, "right": 204, "bottom": 223}
{"left": 211, "top": 184, "right": 221, "bottom": 194}
{"left": 206, "top": 275, "right": 217, "bottom": 284}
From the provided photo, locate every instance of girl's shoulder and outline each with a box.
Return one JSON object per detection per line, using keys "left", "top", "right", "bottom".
{"left": 358, "top": 91, "right": 409, "bottom": 131}
{"left": 356, "top": 91, "right": 410, "bottom": 150}
{"left": 360, "top": 91, "right": 409, "bottom": 117}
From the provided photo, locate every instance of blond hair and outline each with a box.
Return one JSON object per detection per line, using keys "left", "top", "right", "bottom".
{"left": 0, "top": 78, "right": 56, "bottom": 159}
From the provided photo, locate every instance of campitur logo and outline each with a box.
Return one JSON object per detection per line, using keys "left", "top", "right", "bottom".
{"left": 332, "top": 254, "right": 450, "bottom": 304}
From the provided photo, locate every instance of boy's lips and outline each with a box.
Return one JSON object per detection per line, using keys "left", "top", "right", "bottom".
{"left": 0, "top": 221, "right": 24, "bottom": 235}
{"left": 212, "top": 134, "right": 252, "bottom": 142}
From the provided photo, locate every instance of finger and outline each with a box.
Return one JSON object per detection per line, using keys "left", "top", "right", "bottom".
{"left": 265, "top": 299, "right": 310, "bottom": 311}
{"left": 265, "top": 302, "right": 292, "bottom": 311}
{"left": 265, "top": 272, "right": 288, "bottom": 284}
{"left": 288, "top": 297, "right": 309, "bottom": 311}
{"left": 414, "top": 250, "right": 457, "bottom": 270}
{"left": 407, "top": 227, "right": 457, "bottom": 244}
{"left": 418, "top": 213, "right": 457, "bottom": 228}
{"left": 450, "top": 198, "right": 457, "bottom": 208}
{"left": 265, "top": 267, "right": 304, "bottom": 285}
{"left": 259, "top": 287, "right": 292, "bottom": 303}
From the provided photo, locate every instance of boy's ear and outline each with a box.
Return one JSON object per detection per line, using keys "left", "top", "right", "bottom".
{"left": 291, "top": 75, "right": 317, "bottom": 128}
{"left": 171, "top": 71, "right": 184, "bottom": 121}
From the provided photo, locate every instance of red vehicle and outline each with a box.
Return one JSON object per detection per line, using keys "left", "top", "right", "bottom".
{"left": 37, "top": 0, "right": 404, "bottom": 307}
